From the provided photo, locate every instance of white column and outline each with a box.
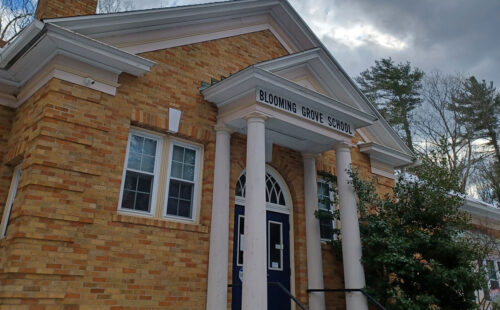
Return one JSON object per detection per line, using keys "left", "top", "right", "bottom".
{"left": 302, "top": 153, "right": 326, "bottom": 310}
{"left": 334, "top": 143, "right": 368, "bottom": 310}
{"left": 242, "top": 113, "right": 268, "bottom": 310}
{"left": 206, "top": 126, "right": 232, "bottom": 310}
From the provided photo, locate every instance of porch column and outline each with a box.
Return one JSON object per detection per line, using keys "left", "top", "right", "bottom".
{"left": 242, "top": 113, "right": 268, "bottom": 310}
{"left": 302, "top": 153, "right": 326, "bottom": 310}
{"left": 334, "top": 143, "right": 368, "bottom": 310}
{"left": 206, "top": 126, "right": 232, "bottom": 310}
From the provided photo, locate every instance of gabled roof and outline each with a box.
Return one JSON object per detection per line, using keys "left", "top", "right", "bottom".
{"left": 1, "top": 0, "right": 415, "bottom": 162}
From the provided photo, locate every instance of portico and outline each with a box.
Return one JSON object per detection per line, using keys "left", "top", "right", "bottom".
{"left": 202, "top": 49, "right": 380, "bottom": 310}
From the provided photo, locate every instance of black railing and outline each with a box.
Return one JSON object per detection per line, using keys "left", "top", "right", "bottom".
{"left": 229, "top": 282, "right": 308, "bottom": 310}
{"left": 307, "top": 288, "right": 387, "bottom": 310}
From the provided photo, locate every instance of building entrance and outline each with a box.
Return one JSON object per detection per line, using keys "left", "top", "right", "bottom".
{"left": 231, "top": 205, "right": 291, "bottom": 310}
{"left": 231, "top": 168, "right": 292, "bottom": 310}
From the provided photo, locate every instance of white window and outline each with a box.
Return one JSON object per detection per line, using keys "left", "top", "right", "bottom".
{"left": 119, "top": 130, "right": 162, "bottom": 215}
{"left": 118, "top": 129, "right": 202, "bottom": 222}
{"left": 0, "top": 164, "right": 22, "bottom": 238}
{"left": 317, "top": 178, "right": 336, "bottom": 240}
{"left": 165, "top": 141, "right": 200, "bottom": 220}
{"left": 481, "top": 258, "right": 500, "bottom": 301}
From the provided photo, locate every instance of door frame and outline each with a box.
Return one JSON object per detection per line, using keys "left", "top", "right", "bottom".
{"left": 232, "top": 165, "right": 296, "bottom": 308}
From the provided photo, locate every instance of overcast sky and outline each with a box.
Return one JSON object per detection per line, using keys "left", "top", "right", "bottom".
{"left": 123, "top": 0, "right": 500, "bottom": 87}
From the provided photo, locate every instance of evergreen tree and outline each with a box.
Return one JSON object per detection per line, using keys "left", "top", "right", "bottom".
{"left": 356, "top": 58, "right": 424, "bottom": 153}
{"left": 451, "top": 77, "right": 500, "bottom": 204}
{"left": 347, "top": 155, "right": 488, "bottom": 309}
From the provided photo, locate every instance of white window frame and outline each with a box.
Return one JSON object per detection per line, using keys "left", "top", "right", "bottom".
{"left": 118, "top": 129, "right": 163, "bottom": 217}
{"left": 163, "top": 138, "right": 201, "bottom": 222}
{"left": 317, "top": 178, "right": 336, "bottom": 241}
{"left": 0, "top": 164, "right": 22, "bottom": 238}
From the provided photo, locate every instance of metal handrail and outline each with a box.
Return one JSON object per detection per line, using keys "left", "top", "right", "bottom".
{"left": 307, "top": 288, "right": 387, "bottom": 310}
{"left": 229, "top": 282, "right": 308, "bottom": 310}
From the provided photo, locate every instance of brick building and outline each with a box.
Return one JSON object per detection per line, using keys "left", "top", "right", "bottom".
{"left": 0, "top": 0, "right": 419, "bottom": 309}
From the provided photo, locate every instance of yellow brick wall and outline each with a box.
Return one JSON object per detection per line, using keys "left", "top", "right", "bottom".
{"left": 0, "top": 29, "right": 395, "bottom": 309}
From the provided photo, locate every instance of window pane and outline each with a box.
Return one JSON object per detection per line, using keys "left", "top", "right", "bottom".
{"left": 167, "top": 180, "right": 193, "bottom": 218}
{"left": 184, "top": 148, "right": 196, "bottom": 165}
{"left": 488, "top": 261, "right": 497, "bottom": 279}
{"left": 121, "top": 190, "right": 136, "bottom": 210}
{"left": 130, "top": 135, "right": 143, "bottom": 153}
{"left": 124, "top": 173, "right": 137, "bottom": 190}
{"left": 143, "top": 138, "right": 157, "bottom": 156}
{"left": 171, "top": 162, "right": 183, "bottom": 178}
{"left": 491, "top": 280, "right": 500, "bottom": 290}
{"left": 180, "top": 183, "right": 193, "bottom": 200}
{"left": 320, "top": 219, "right": 334, "bottom": 239}
{"left": 137, "top": 175, "right": 152, "bottom": 193}
{"left": 268, "top": 222, "right": 282, "bottom": 269}
{"left": 141, "top": 155, "right": 155, "bottom": 173}
{"left": 135, "top": 193, "right": 151, "bottom": 212}
{"left": 169, "top": 181, "right": 180, "bottom": 197}
{"left": 237, "top": 216, "right": 244, "bottom": 266}
{"left": 178, "top": 200, "right": 191, "bottom": 218}
{"left": 167, "top": 198, "right": 179, "bottom": 215}
{"left": 128, "top": 152, "right": 141, "bottom": 170}
{"left": 173, "top": 145, "right": 184, "bottom": 162}
{"left": 183, "top": 164, "right": 195, "bottom": 181}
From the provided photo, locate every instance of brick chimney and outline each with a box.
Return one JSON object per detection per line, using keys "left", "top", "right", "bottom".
{"left": 35, "top": 0, "right": 98, "bottom": 20}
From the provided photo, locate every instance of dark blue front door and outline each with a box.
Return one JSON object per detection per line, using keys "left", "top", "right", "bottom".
{"left": 231, "top": 205, "right": 291, "bottom": 310}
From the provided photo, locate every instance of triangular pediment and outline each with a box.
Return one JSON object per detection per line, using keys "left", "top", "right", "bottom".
{"left": 254, "top": 49, "right": 414, "bottom": 159}
{"left": 44, "top": 0, "right": 414, "bottom": 163}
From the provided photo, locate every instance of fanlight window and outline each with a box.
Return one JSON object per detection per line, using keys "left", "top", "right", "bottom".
{"left": 235, "top": 172, "right": 286, "bottom": 206}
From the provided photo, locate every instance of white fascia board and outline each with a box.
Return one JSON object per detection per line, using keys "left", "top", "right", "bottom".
{"left": 358, "top": 142, "right": 414, "bottom": 168}
{"left": 0, "top": 21, "right": 156, "bottom": 108}
{"left": 203, "top": 66, "right": 377, "bottom": 128}
{"left": 44, "top": 23, "right": 155, "bottom": 75}
{"left": 462, "top": 197, "right": 500, "bottom": 224}
{"left": 47, "top": 0, "right": 281, "bottom": 37}
{"left": 0, "top": 20, "right": 45, "bottom": 67}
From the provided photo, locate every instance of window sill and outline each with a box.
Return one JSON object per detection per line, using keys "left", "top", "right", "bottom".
{"left": 112, "top": 213, "right": 209, "bottom": 234}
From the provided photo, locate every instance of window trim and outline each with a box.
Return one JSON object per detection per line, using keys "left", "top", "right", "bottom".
{"left": 317, "top": 177, "right": 336, "bottom": 242}
{"left": 268, "top": 220, "right": 284, "bottom": 271}
{"left": 236, "top": 214, "right": 244, "bottom": 267}
{"left": 0, "top": 164, "right": 22, "bottom": 239}
{"left": 163, "top": 138, "right": 201, "bottom": 222}
{"left": 118, "top": 129, "right": 163, "bottom": 217}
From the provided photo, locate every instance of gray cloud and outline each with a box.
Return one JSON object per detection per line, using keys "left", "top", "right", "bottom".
{"left": 290, "top": 0, "right": 500, "bottom": 86}
{"left": 120, "top": 0, "right": 500, "bottom": 86}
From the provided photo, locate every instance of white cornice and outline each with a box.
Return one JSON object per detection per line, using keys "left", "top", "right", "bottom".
{"left": 0, "top": 22, "right": 155, "bottom": 108}
{"left": 358, "top": 142, "right": 414, "bottom": 168}
{"left": 202, "top": 66, "right": 377, "bottom": 130}
{"left": 462, "top": 197, "right": 500, "bottom": 227}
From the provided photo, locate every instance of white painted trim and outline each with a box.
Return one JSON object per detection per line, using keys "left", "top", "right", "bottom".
{"left": 0, "top": 164, "right": 22, "bottom": 238}
{"left": 267, "top": 220, "right": 284, "bottom": 271}
{"left": 122, "top": 23, "right": 294, "bottom": 55}
{"left": 233, "top": 164, "right": 296, "bottom": 304}
{"left": 236, "top": 214, "right": 245, "bottom": 267}
{"left": 163, "top": 139, "right": 202, "bottom": 222}
{"left": 317, "top": 177, "right": 337, "bottom": 242}
{"left": 117, "top": 129, "right": 163, "bottom": 217}
{"left": 370, "top": 167, "right": 396, "bottom": 180}
{"left": 235, "top": 165, "right": 292, "bottom": 214}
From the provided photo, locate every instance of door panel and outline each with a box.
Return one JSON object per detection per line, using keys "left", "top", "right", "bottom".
{"left": 231, "top": 205, "right": 291, "bottom": 310}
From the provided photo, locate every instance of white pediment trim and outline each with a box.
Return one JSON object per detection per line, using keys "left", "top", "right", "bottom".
{"left": 46, "top": 0, "right": 318, "bottom": 54}
{"left": 202, "top": 66, "right": 377, "bottom": 130}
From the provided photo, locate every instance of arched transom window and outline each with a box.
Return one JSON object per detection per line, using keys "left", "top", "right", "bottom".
{"left": 235, "top": 167, "right": 290, "bottom": 214}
